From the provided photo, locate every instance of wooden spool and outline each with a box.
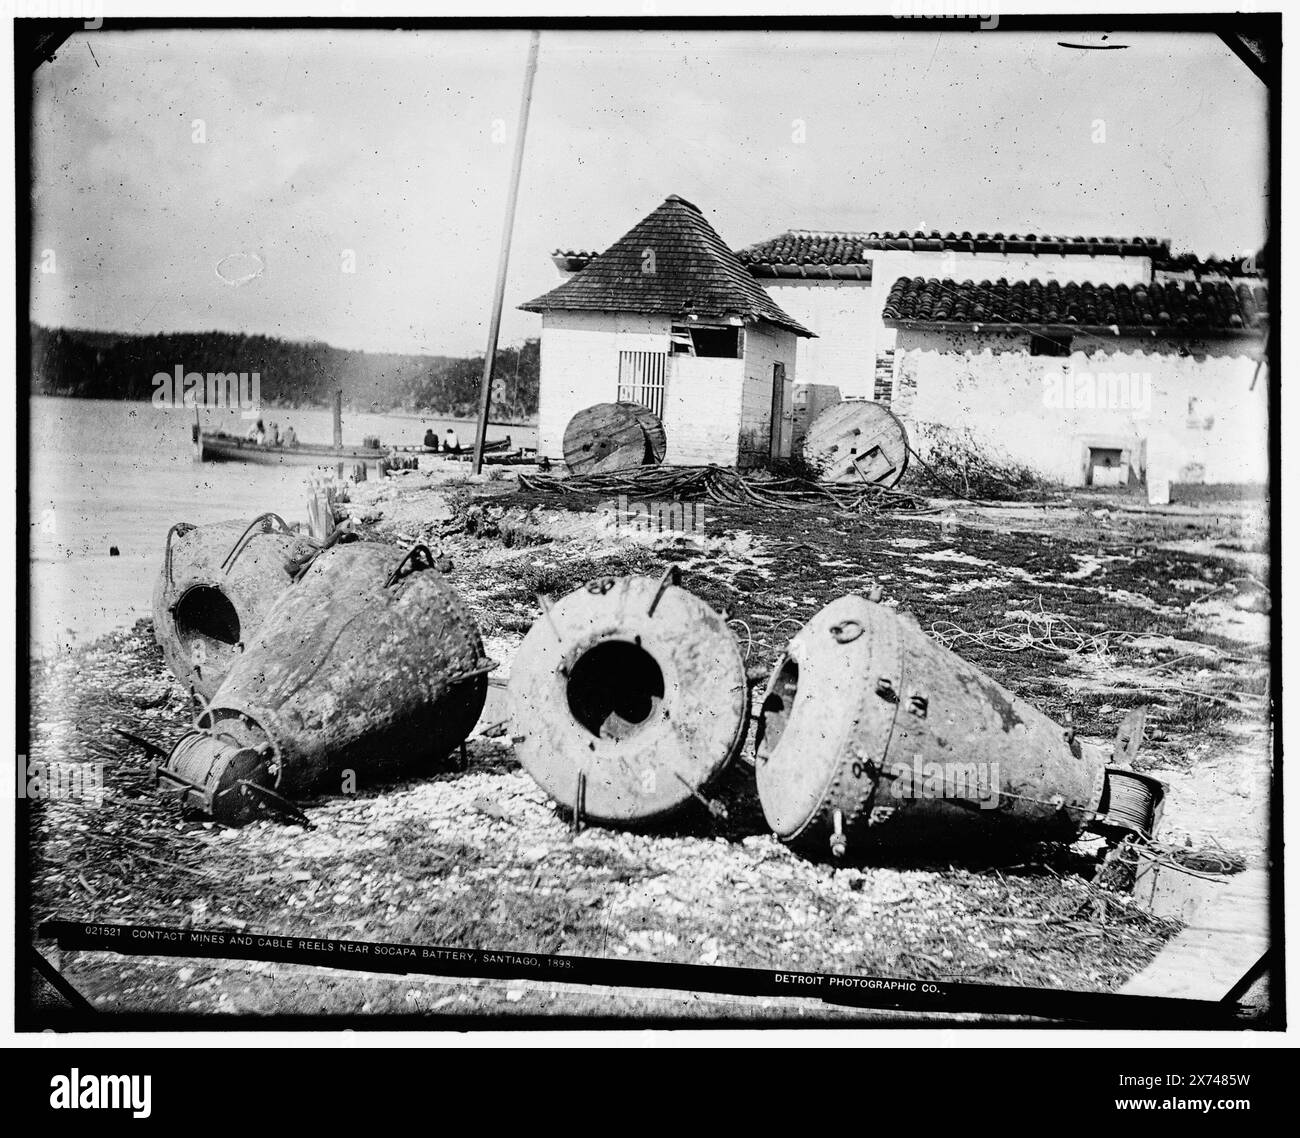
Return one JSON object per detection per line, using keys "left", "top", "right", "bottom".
{"left": 563, "top": 402, "right": 665, "bottom": 475}
{"left": 803, "top": 401, "right": 910, "bottom": 487}
{"left": 621, "top": 403, "right": 667, "bottom": 464}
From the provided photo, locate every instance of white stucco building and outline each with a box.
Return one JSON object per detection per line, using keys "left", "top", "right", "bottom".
{"left": 735, "top": 231, "right": 1168, "bottom": 401}
{"left": 881, "top": 275, "right": 1269, "bottom": 488}
{"left": 520, "top": 196, "right": 814, "bottom": 467}
{"left": 535, "top": 215, "right": 1268, "bottom": 485}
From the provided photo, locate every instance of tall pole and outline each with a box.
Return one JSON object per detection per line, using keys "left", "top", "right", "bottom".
{"left": 333, "top": 388, "right": 344, "bottom": 479}
{"left": 472, "top": 30, "right": 540, "bottom": 475}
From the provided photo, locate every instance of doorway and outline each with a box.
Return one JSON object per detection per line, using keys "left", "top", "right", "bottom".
{"left": 769, "top": 362, "right": 788, "bottom": 460}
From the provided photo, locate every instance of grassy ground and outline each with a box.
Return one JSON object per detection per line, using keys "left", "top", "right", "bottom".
{"left": 26, "top": 470, "right": 1271, "bottom": 1024}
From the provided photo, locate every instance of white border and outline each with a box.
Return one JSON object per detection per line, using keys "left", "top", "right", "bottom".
{"left": 1, "top": 0, "right": 1290, "bottom": 1049}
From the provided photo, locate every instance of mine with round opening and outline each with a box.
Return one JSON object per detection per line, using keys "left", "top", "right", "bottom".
{"left": 565, "top": 639, "right": 665, "bottom": 739}
{"left": 173, "top": 585, "right": 242, "bottom": 665}
{"left": 758, "top": 656, "right": 799, "bottom": 756}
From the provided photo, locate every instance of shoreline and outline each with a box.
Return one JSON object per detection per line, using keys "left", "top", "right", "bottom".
{"left": 31, "top": 390, "right": 539, "bottom": 430}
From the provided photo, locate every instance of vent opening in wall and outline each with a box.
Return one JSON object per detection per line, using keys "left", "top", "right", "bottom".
{"left": 1087, "top": 447, "right": 1126, "bottom": 487}
{"left": 1030, "top": 334, "right": 1072, "bottom": 358}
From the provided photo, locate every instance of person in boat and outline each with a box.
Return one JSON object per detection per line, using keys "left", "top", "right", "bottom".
{"left": 423, "top": 428, "right": 439, "bottom": 452}
{"left": 271, "top": 422, "right": 282, "bottom": 446}
{"left": 254, "top": 419, "right": 267, "bottom": 445}
{"left": 443, "top": 427, "right": 461, "bottom": 454}
{"left": 284, "top": 424, "right": 298, "bottom": 448}
{"left": 245, "top": 420, "right": 259, "bottom": 442}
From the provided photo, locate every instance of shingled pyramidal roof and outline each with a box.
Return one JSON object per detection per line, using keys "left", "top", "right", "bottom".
{"left": 520, "top": 195, "right": 814, "bottom": 337}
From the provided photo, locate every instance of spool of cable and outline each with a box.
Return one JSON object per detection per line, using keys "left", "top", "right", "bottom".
{"left": 156, "top": 721, "right": 270, "bottom": 824}
{"left": 1089, "top": 768, "right": 1166, "bottom": 840}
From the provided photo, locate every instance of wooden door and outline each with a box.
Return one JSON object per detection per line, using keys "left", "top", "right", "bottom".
{"left": 769, "top": 362, "right": 787, "bottom": 460}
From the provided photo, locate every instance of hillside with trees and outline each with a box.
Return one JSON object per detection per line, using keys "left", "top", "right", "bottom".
{"left": 29, "top": 325, "right": 539, "bottom": 421}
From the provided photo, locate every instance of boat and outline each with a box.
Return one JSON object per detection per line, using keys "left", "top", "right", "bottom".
{"left": 197, "top": 430, "right": 387, "bottom": 466}
{"left": 390, "top": 435, "right": 515, "bottom": 455}
{"left": 443, "top": 447, "right": 537, "bottom": 466}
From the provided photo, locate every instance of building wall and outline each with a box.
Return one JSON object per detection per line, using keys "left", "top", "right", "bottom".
{"left": 761, "top": 250, "right": 1153, "bottom": 400}
{"left": 737, "top": 324, "right": 799, "bottom": 466}
{"left": 536, "top": 311, "right": 798, "bottom": 467}
{"left": 760, "top": 280, "right": 874, "bottom": 400}
{"left": 891, "top": 326, "right": 1267, "bottom": 486}
{"left": 536, "top": 311, "right": 672, "bottom": 458}
{"left": 661, "top": 357, "right": 745, "bottom": 465}
{"left": 871, "top": 249, "right": 1152, "bottom": 290}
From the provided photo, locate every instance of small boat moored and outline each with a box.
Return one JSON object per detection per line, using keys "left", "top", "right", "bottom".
{"left": 197, "top": 430, "right": 387, "bottom": 466}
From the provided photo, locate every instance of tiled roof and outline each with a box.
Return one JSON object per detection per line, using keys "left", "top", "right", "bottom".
{"left": 521, "top": 196, "right": 814, "bottom": 337}
{"left": 881, "top": 277, "right": 1268, "bottom": 336}
{"left": 551, "top": 250, "right": 601, "bottom": 272}
{"left": 737, "top": 229, "right": 1170, "bottom": 267}
{"left": 1153, "top": 249, "right": 1268, "bottom": 279}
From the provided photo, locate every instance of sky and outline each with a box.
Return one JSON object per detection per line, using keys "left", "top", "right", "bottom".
{"left": 29, "top": 27, "right": 1268, "bottom": 357}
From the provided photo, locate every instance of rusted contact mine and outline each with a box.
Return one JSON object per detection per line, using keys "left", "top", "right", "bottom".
{"left": 509, "top": 574, "right": 749, "bottom": 825}
{"left": 162, "top": 541, "right": 489, "bottom": 822}
{"left": 755, "top": 594, "right": 1110, "bottom": 861}
{"left": 152, "top": 515, "right": 318, "bottom": 702}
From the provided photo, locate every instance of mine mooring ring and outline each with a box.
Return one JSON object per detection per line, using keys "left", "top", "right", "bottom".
{"left": 830, "top": 619, "right": 865, "bottom": 644}
{"left": 384, "top": 543, "right": 436, "bottom": 588}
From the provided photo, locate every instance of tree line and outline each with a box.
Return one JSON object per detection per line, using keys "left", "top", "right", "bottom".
{"left": 29, "top": 324, "right": 540, "bottom": 421}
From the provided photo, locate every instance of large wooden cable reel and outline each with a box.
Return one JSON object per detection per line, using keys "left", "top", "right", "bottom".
{"left": 802, "top": 401, "right": 909, "bottom": 486}
{"left": 508, "top": 569, "right": 748, "bottom": 824}
{"left": 624, "top": 403, "right": 668, "bottom": 463}
{"left": 563, "top": 402, "right": 667, "bottom": 475}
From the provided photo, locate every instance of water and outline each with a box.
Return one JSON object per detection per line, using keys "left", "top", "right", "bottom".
{"left": 28, "top": 396, "right": 536, "bottom": 655}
